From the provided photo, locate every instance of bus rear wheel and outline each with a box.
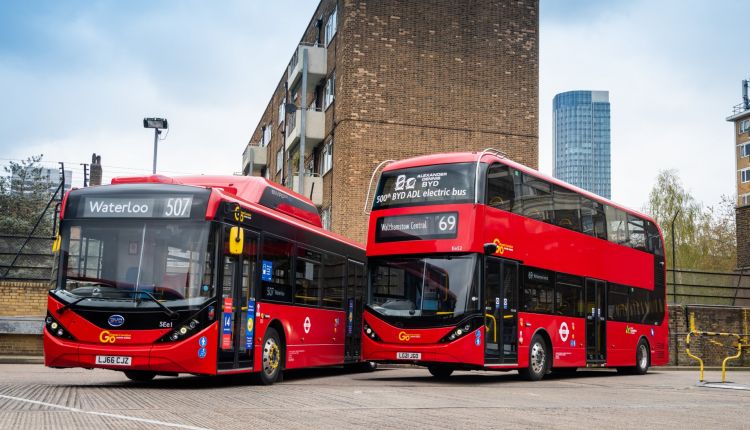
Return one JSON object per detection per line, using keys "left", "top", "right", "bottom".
{"left": 124, "top": 371, "right": 156, "bottom": 382}
{"left": 259, "top": 327, "right": 283, "bottom": 385}
{"left": 519, "top": 334, "right": 548, "bottom": 381}
{"left": 428, "top": 366, "right": 454, "bottom": 378}
{"left": 619, "top": 339, "right": 650, "bottom": 375}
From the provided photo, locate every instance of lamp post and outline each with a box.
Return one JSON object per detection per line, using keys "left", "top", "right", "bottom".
{"left": 143, "top": 118, "right": 168, "bottom": 174}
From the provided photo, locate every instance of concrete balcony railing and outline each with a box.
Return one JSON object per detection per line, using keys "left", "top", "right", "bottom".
{"left": 290, "top": 174, "right": 323, "bottom": 207}
{"left": 242, "top": 143, "right": 267, "bottom": 176}
{"left": 287, "top": 44, "right": 327, "bottom": 93}
{"left": 284, "top": 109, "right": 325, "bottom": 154}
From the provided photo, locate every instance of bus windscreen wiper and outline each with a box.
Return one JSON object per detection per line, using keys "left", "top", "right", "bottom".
{"left": 57, "top": 296, "right": 89, "bottom": 314}
{"left": 132, "top": 291, "right": 179, "bottom": 319}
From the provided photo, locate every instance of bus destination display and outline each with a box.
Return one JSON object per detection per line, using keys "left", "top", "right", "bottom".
{"left": 375, "top": 212, "right": 458, "bottom": 242}
{"left": 373, "top": 163, "right": 474, "bottom": 210}
{"left": 82, "top": 196, "right": 194, "bottom": 218}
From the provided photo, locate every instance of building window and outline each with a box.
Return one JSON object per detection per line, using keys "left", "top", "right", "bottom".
{"left": 320, "top": 139, "right": 333, "bottom": 174}
{"left": 741, "top": 193, "right": 750, "bottom": 206}
{"left": 276, "top": 148, "right": 283, "bottom": 174}
{"left": 262, "top": 123, "right": 272, "bottom": 147}
{"left": 742, "top": 168, "right": 750, "bottom": 183}
{"left": 278, "top": 102, "right": 285, "bottom": 126}
{"left": 321, "top": 206, "right": 331, "bottom": 230}
{"left": 740, "top": 142, "right": 750, "bottom": 158}
{"left": 324, "top": 6, "right": 338, "bottom": 46}
{"left": 324, "top": 72, "right": 335, "bottom": 110}
{"left": 740, "top": 119, "right": 750, "bottom": 134}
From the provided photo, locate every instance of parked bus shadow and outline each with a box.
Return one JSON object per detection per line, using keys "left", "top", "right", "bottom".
{"left": 58, "top": 365, "right": 381, "bottom": 389}
{"left": 370, "top": 368, "right": 643, "bottom": 385}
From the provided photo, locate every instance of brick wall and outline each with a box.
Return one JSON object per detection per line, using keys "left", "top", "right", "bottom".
{"left": 669, "top": 304, "right": 750, "bottom": 367}
{"left": 243, "top": 0, "right": 539, "bottom": 244}
{"left": 0, "top": 335, "right": 42, "bottom": 356}
{"left": 0, "top": 280, "right": 48, "bottom": 317}
{"left": 737, "top": 206, "right": 750, "bottom": 269}
{"left": 0, "top": 280, "right": 48, "bottom": 356}
{"left": 332, "top": 0, "right": 538, "bottom": 242}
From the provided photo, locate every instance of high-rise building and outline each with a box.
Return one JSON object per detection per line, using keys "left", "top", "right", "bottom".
{"left": 552, "top": 90, "right": 611, "bottom": 199}
{"left": 242, "top": 0, "right": 539, "bottom": 242}
{"left": 11, "top": 167, "right": 71, "bottom": 195}
{"left": 727, "top": 78, "right": 750, "bottom": 269}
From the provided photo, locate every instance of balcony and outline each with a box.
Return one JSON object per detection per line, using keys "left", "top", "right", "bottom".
{"left": 287, "top": 44, "right": 327, "bottom": 94}
{"left": 290, "top": 174, "right": 323, "bottom": 207}
{"left": 285, "top": 108, "right": 325, "bottom": 154}
{"left": 242, "top": 143, "right": 267, "bottom": 176}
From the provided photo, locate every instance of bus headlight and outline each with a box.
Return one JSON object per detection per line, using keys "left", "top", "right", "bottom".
{"left": 45, "top": 312, "right": 75, "bottom": 340}
{"left": 439, "top": 318, "right": 482, "bottom": 343}
{"left": 157, "top": 302, "right": 214, "bottom": 343}
{"left": 363, "top": 322, "right": 382, "bottom": 342}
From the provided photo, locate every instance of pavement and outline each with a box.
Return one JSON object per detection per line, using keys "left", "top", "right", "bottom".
{"left": 0, "top": 364, "right": 748, "bottom": 429}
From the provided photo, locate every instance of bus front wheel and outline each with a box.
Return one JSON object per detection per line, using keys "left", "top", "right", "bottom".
{"left": 259, "top": 327, "right": 283, "bottom": 385}
{"left": 428, "top": 366, "right": 454, "bottom": 378}
{"left": 519, "top": 334, "right": 548, "bottom": 381}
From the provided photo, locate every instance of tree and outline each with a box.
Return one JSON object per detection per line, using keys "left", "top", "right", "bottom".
{"left": 0, "top": 155, "right": 56, "bottom": 237}
{"left": 645, "top": 170, "right": 736, "bottom": 271}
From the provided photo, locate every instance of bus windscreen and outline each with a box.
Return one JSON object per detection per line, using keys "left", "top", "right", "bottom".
{"left": 373, "top": 163, "right": 475, "bottom": 210}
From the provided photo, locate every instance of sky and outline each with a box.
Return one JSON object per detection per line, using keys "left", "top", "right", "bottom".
{"left": 1, "top": 0, "right": 749, "bottom": 212}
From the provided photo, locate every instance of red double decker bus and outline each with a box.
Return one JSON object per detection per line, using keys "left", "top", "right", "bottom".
{"left": 362, "top": 150, "right": 668, "bottom": 380}
{"left": 45, "top": 175, "right": 367, "bottom": 384}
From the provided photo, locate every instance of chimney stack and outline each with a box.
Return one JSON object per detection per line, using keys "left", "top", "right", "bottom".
{"left": 89, "top": 153, "right": 102, "bottom": 186}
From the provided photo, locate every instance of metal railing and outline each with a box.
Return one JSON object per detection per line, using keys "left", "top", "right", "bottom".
{"left": 685, "top": 312, "right": 746, "bottom": 383}
{"left": 0, "top": 235, "right": 55, "bottom": 281}
{"left": 667, "top": 268, "right": 750, "bottom": 306}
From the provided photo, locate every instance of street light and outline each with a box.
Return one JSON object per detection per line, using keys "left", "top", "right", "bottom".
{"left": 143, "top": 117, "right": 168, "bottom": 174}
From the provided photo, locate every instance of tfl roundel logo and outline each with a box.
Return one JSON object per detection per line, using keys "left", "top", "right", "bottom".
{"left": 108, "top": 314, "right": 125, "bottom": 327}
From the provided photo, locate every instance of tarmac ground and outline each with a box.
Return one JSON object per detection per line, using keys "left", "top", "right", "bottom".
{"left": 0, "top": 364, "right": 748, "bottom": 429}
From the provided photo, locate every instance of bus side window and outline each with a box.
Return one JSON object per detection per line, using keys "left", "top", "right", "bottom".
{"left": 519, "top": 174, "right": 553, "bottom": 224}
{"left": 607, "top": 283, "right": 629, "bottom": 322}
{"left": 627, "top": 214, "right": 647, "bottom": 251}
{"left": 322, "top": 253, "right": 345, "bottom": 309}
{"left": 604, "top": 205, "right": 629, "bottom": 245}
{"left": 645, "top": 221, "right": 664, "bottom": 256}
{"left": 552, "top": 185, "right": 581, "bottom": 232}
{"left": 260, "top": 236, "right": 294, "bottom": 303}
{"left": 296, "top": 247, "right": 322, "bottom": 306}
{"left": 522, "top": 267, "right": 554, "bottom": 313}
{"left": 580, "top": 198, "right": 607, "bottom": 240}
{"left": 486, "top": 164, "right": 516, "bottom": 212}
{"left": 555, "top": 274, "right": 584, "bottom": 317}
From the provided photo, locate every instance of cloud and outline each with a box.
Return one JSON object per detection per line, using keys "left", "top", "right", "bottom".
{"left": 0, "top": 1, "right": 317, "bottom": 186}
{"left": 540, "top": 0, "right": 750, "bottom": 210}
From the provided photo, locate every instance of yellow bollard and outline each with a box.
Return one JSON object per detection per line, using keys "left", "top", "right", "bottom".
{"left": 685, "top": 331, "right": 704, "bottom": 382}
{"left": 721, "top": 336, "right": 742, "bottom": 384}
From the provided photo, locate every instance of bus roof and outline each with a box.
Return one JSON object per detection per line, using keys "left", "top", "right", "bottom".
{"left": 109, "top": 174, "right": 324, "bottom": 228}
{"left": 382, "top": 151, "right": 657, "bottom": 225}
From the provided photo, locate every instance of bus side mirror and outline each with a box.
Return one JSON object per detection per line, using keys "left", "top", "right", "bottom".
{"left": 51, "top": 235, "right": 61, "bottom": 253}
{"left": 483, "top": 243, "right": 498, "bottom": 255}
{"left": 229, "top": 227, "right": 244, "bottom": 255}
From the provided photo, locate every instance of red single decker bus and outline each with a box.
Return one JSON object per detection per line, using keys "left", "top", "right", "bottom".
{"left": 362, "top": 150, "right": 668, "bottom": 380}
{"left": 45, "top": 175, "right": 367, "bottom": 384}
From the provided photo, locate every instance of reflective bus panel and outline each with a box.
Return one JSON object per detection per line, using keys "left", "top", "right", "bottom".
{"left": 45, "top": 175, "right": 368, "bottom": 385}
{"left": 363, "top": 152, "right": 668, "bottom": 380}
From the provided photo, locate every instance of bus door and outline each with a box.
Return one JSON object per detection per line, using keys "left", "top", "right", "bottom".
{"left": 585, "top": 279, "right": 606, "bottom": 363}
{"left": 484, "top": 257, "right": 518, "bottom": 364}
{"left": 344, "top": 260, "right": 365, "bottom": 362}
{"left": 217, "top": 228, "right": 259, "bottom": 371}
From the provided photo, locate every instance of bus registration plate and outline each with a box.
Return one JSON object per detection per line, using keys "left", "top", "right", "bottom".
{"left": 396, "top": 352, "right": 421, "bottom": 360}
{"left": 96, "top": 355, "right": 132, "bottom": 366}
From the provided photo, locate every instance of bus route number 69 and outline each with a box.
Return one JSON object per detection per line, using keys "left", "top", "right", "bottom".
{"left": 438, "top": 215, "right": 456, "bottom": 231}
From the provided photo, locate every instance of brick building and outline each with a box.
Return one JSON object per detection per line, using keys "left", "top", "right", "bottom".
{"left": 726, "top": 78, "right": 750, "bottom": 269}
{"left": 242, "top": 0, "right": 539, "bottom": 242}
